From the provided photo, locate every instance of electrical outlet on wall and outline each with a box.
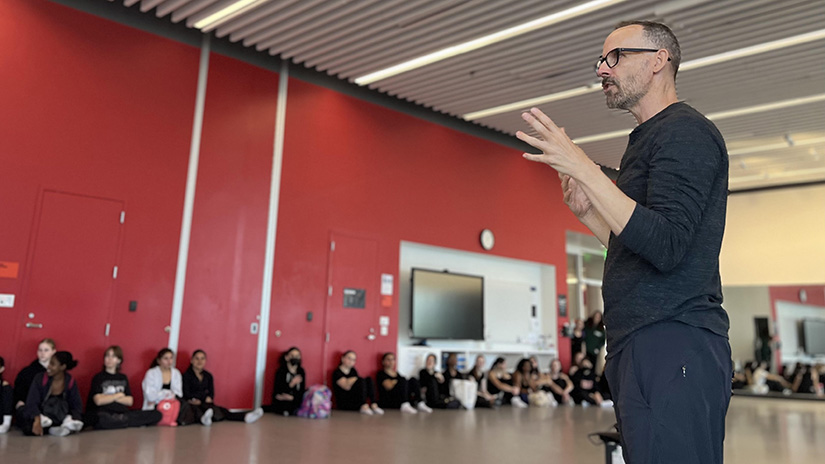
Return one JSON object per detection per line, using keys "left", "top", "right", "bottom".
{"left": 0, "top": 294, "right": 15, "bottom": 308}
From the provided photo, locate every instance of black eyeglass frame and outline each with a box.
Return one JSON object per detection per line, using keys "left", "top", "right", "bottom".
{"left": 594, "top": 47, "right": 671, "bottom": 73}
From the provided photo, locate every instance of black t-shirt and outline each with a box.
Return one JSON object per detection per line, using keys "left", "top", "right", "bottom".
{"left": 273, "top": 365, "right": 306, "bottom": 400}
{"left": 332, "top": 367, "right": 358, "bottom": 398}
{"left": 376, "top": 370, "right": 402, "bottom": 393}
{"left": 605, "top": 102, "right": 729, "bottom": 357}
{"left": 87, "top": 371, "right": 132, "bottom": 414}
{"left": 571, "top": 367, "right": 596, "bottom": 393}
{"left": 182, "top": 367, "right": 214, "bottom": 402}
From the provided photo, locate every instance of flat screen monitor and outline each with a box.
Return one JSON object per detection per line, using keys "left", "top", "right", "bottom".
{"left": 411, "top": 268, "right": 484, "bottom": 340}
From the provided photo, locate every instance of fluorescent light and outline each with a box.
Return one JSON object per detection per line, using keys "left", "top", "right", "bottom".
{"left": 731, "top": 166, "right": 825, "bottom": 183}
{"left": 354, "top": 0, "right": 627, "bottom": 86}
{"left": 463, "top": 29, "right": 825, "bottom": 121}
{"left": 463, "top": 84, "right": 601, "bottom": 121}
{"left": 728, "top": 136, "right": 825, "bottom": 156}
{"left": 193, "top": 0, "right": 268, "bottom": 31}
{"left": 706, "top": 94, "right": 825, "bottom": 120}
{"left": 681, "top": 29, "right": 825, "bottom": 71}
{"left": 572, "top": 128, "right": 632, "bottom": 145}
{"left": 571, "top": 94, "right": 825, "bottom": 145}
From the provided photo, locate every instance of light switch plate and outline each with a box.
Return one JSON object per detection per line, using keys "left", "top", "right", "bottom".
{"left": 0, "top": 294, "right": 15, "bottom": 308}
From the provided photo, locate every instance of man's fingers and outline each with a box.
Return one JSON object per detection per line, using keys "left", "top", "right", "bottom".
{"left": 520, "top": 112, "right": 554, "bottom": 141}
{"left": 522, "top": 153, "right": 546, "bottom": 163}
{"left": 529, "top": 108, "right": 562, "bottom": 136}
{"left": 515, "top": 130, "right": 546, "bottom": 151}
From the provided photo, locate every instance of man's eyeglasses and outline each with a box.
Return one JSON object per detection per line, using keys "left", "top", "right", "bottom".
{"left": 595, "top": 47, "right": 670, "bottom": 73}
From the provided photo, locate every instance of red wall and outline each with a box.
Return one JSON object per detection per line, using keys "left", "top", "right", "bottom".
{"left": 0, "top": 0, "right": 198, "bottom": 400}
{"left": 264, "top": 78, "right": 588, "bottom": 394}
{"left": 2, "top": 0, "right": 589, "bottom": 408}
{"left": 177, "top": 53, "right": 279, "bottom": 407}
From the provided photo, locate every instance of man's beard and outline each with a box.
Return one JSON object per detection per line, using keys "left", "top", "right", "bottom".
{"left": 604, "top": 75, "right": 648, "bottom": 110}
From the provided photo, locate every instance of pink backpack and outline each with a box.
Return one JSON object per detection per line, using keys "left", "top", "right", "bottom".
{"left": 296, "top": 385, "right": 332, "bottom": 419}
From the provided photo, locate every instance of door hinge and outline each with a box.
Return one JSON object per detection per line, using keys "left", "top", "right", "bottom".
{"left": 330, "top": 241, "right": 335, "bottom": 251}
{"left": 326, "top": 332, "right": 330, "bottom": 343}
{"left": 328, "top": 285, "right": 333, "bottom": 296}
{"left": 112, "top": 266, "right": 118, "bottom": 279}
{"left": 120, "top": 211, "right": 125, "bottom": 224}
{"left": 105, "top": 323, "right": 111, "bottom": 337}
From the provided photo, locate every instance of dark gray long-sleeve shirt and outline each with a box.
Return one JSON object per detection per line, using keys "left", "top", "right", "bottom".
{"left": 603, "top": 102, "right": 730, "bottom": 357}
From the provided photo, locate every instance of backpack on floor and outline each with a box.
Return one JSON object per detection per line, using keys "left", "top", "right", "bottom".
{"left": 296, "top": 385, "right": 332, "bottom": 419}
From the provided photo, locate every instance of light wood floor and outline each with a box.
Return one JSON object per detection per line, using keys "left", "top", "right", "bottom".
{"left": 1, "top": 396, "right": 823, "bottom": 463}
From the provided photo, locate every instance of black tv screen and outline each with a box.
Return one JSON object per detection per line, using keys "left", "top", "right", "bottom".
{"left": 411, "top": 268, "right": 484, "bottom": 340}
{"left": 802, "top": 319, "right": 825, "bottom": 356}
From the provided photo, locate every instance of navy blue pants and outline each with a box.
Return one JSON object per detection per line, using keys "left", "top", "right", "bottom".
{"left": 605, "top": 322, "right": 732, "bottom": 464}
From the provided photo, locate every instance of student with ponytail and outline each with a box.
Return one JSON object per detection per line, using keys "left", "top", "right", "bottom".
{"left": 182, "top": 349, "right": 263, "bottom": 423}
{"left": 20, "top": 351, "right": 84, "bottom": 436}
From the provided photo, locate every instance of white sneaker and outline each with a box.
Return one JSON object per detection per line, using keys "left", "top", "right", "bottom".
{"left": 511, "top": 397, "right": 528, "bottom": 408}
{"left": 244, "top": 408, "right": 264, "bottom": 424}
{"left": 359, "top": 406, "right": 373, "bottom": 415}
{"left": 48, "top": 426, "right": 70, "bottom": 437}
{"left": 62, "top": 417, "right": 84, "bottom": 432}
{"left": 39, "top": 415, "right": 53, "bottom": 428}
{"left": 416, "top": 402, "right": 433, "bottom": 413}
{"left": 400, "top": 402, "right": 418, "bottom": 414}
{"left": 200, "top": 408, "right": 214, "bottom": 426}
{"left": 0, "top": 415, "right": 11, "bottom": 434}
{"left": 581, "top": 401, "right": 590, "bottom": 408}
{"left": 600, "top": 400, "right": 614, "bottom": 408}
{"left": 371, "top": 406, "right": 384, "bottom": 415}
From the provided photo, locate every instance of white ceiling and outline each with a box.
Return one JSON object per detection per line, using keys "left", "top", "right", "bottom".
{"left": 112, "top": 0, "right": 825, "bottom": 191}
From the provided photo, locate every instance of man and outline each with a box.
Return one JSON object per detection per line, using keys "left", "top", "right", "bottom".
{"left": 517, "top": 21, "right": 731, "bottom": 464}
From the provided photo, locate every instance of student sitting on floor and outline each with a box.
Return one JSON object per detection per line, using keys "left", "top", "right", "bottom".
{"left": 569, "top": 356, "right": 610, "bottom": 407}
{"left": 0, "top": 356, "right": 13, "bottom": 433}
{"left": 332, "top": 350, "right": 383, "bottom": 415}
{"left": 376, "top": 352, "right": 431, "bottom": 414}
{"left": 465, "top": 355, "right": 495, "bottom": 408}
{"left": 13, "top": 338, "right": 56, "bottom": 415}
{"left": 791, "top": 363, "right": 820, "bottom": 395}
{"left": 487, "top": 357, "right": 526, "bottom": 408}
{"left": 419, "top": 354, "right": 460, "bottom": 409}
{"left": 142, "top": 348, "right": 212, "bottom": 426}
{"left": 182, "top": 350, "right": 263, "bottom": 424}
{"left": 20, "top": 351, "right": 84, "bottom": 436}
{"left": 513, "top": 358, "right": 540, "bottom": 406}
{"left": 540, "top": 358, "right": 574, "bottom": 406}
{"left": 85, "top": 346, "right": 162, "bottom": 430}
{"left": 271, "top": 346, "right": 306, "bottom": 416}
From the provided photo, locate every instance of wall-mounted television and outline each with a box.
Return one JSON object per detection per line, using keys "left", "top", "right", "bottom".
{"left": 411, "top": 268, "right": 484, "bottom": 340}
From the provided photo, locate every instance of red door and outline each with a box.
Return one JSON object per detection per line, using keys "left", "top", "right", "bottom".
{"left": 13, "top": 191, "right": 123, "bottom": 390}
{"left": 323, "top": 233, "right": 380, "bottom": 384}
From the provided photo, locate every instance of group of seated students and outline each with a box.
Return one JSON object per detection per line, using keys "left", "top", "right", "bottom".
{"left": 322, "top": 349, "right": 612, "bottom": 415}
{"left": 0, "top": 338, "right": 263, "bottom": 437}
{"left": 732, "top": 360, "right": 825, "bottom": 396}
{"left": 0, "top": 339, "right": 615, "bottom": 436}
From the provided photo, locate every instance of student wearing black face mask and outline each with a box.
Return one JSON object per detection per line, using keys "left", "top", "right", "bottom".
{"left": 271, "top": 347, "right": 306, "bottom": 416}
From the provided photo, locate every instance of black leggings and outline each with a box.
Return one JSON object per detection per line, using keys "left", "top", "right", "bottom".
{"left": 1, "top": 385, "right": 12, "bottom": 416}
{"left": 94, "top": 410, "right": 162, "bottom": 430}
{"left": 336, "top": 378, "right": 375, "bottom": 411}
{"left": 270, "top": 395, "right": 303, "bottom": 415}
{"left": 377, "top": 377, "right": 422, "bottom": 409}
{"left": 191, "top": 402, "right": 248, "bottom": 422}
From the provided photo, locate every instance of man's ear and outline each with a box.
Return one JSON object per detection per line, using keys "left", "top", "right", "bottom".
{"left": 652, "top": 49, "right": 671, "bottom": 74}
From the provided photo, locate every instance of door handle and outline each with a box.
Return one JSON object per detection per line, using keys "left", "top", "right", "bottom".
{"left": 367, "top": 334, "right": 376, "bottom": 341}
{"left": 26, "top": 322, "right": 43, "bottom": 329}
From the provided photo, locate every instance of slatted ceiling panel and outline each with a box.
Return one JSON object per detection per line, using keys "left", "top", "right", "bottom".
{"left": 110, "top": 0, "right": 825, "bottom": 189}
{"left": 276, "top": 0, "right": 408, "bottom": 60}
{"left": 274, "top": 0, "right": 432, "bottom": 62}
{"left": 312, "top": 0, "right": 555, "bottom": 75}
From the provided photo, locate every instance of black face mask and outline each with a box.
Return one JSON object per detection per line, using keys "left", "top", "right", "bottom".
{"left": 289, "top": 358, "right": 301, "bottom": 367}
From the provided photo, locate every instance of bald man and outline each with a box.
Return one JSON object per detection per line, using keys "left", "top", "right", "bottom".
{"left": 518, "top": 21, "right": 731, "bottom": 464}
